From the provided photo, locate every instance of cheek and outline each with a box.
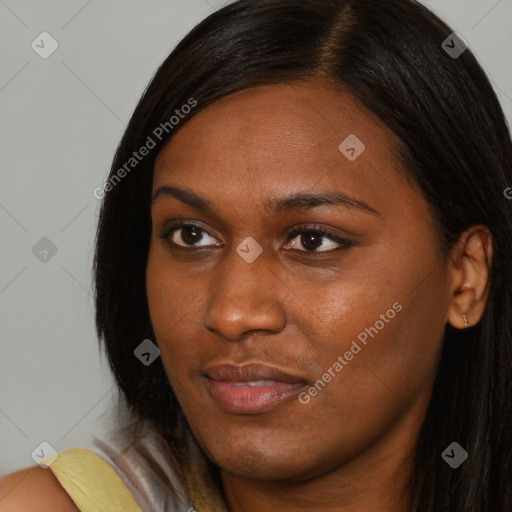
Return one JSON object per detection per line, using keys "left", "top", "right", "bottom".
{"left": 146, "top": 245, "right": 202, "bottom": 376}
{"left": 146, "top": 241, "right": 197, "bottom": 330}
{"left": 309, "top": 263, "right": 447, "bottom": 426}
{"left": 304, "top": 242, "right": 447, "bottom": 399}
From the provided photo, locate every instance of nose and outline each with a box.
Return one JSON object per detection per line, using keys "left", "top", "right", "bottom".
{"left": 202, "top": 245, "right": 287, "bottom": 341}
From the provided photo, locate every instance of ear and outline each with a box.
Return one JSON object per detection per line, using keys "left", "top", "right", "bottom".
{"left": 446, "top": 225, "right": 493, "bottom": 329}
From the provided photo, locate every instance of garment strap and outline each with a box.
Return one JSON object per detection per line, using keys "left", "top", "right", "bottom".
{"left": 43, "top": 448, "right": 143, "bottom": 512}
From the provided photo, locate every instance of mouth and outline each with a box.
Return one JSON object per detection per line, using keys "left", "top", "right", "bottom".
{"left": 202, "top": 363, "right": 308, "bottom": 414}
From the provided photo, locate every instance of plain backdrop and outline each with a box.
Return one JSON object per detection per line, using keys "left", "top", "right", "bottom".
{"left": 1, "top": 0, "right": 511, "bottom": 475}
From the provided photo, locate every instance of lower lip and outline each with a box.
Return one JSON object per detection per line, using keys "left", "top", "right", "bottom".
{"left": 206, "top": 379, "right": 306, "bottom": 414}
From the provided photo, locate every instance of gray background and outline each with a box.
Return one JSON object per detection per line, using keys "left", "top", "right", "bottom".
{"left": 1, "top": 0, "right": 511, "bottom": 475}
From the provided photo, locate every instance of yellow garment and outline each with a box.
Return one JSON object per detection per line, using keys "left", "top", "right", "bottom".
{"left": 42, "top": 448, "right": 142, "bottom": 512}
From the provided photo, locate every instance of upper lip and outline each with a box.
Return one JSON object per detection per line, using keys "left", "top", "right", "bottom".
{"left": 203, "top": 363, "right": 307, "bottom": 384}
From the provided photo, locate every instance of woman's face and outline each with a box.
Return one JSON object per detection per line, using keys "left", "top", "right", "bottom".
{"left": 146, "top": 81, "right": 452, "bottom": 481}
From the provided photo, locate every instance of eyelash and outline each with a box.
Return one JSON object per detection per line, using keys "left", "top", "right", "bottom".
{"left": 158, "top": 221, "right": 353, "bottom": 256}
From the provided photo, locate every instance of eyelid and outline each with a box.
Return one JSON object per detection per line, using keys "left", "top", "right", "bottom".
{"left": 286, "top": 225, "right": 350, "bottom": 245}
{"left": 158, "top": 220, "right": 353, "bottom": 253}
{"left": 158, "top": 220, "right": 222, "bottom": 248}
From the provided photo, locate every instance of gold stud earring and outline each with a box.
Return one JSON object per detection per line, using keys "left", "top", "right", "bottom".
{"left": 461, "top": 312, "right": 470, "bottom": 328}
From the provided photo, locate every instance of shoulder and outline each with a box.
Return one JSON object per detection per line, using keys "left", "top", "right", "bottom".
{"left": 0, "top": 465, "right": 77, "bottom": 512}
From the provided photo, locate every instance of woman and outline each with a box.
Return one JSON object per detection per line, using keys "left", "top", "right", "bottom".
{"left": 1, "top": 0, "right": 510, "bottom": 510}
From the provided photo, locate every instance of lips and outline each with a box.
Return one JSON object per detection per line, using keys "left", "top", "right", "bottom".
{"left": 202, "top": 363, "right": 307, "bottom": 414}
{"left": 204, "top": 363, "right": 306, "bottom": 384}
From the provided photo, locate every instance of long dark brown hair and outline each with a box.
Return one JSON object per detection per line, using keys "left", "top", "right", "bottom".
{"left": 93, "top": 1, "right": 512, "bottom": 510}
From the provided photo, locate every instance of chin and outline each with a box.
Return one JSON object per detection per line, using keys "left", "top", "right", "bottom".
{"left": 198, "top": 433, "right": 324, "bottom": 482}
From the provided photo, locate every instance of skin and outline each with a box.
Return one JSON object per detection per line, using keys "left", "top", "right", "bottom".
{"left": 146, "top": 80, "right": 491, "bottom": 512}
{"left": 0, "top": 81, "right": 493, "bottom": 511}
{"left": 0, "top": 467, "right": 78, "bottom": 511}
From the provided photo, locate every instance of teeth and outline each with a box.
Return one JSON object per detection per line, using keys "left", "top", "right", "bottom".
{"left": 230, "top": 380, "right": 276, "bottom": 387}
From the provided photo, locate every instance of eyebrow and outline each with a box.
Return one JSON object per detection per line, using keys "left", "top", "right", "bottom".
{"left": 151, "top": 185, "right": 379, "bottom": 216}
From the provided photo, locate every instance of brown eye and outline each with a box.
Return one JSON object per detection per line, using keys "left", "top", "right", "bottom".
{"left": 159, "top": 222, "right": 221, "bottom": 248}
{"left": 284, "top": 227, "right": 353, "bottom": 254}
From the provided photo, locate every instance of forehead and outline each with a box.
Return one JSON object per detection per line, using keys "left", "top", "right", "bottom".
{"left": 152, "top": 81, "right": 413, "bottom": 221}
{"left": 155, "top": 80, "right": 398, "bottom": 173}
